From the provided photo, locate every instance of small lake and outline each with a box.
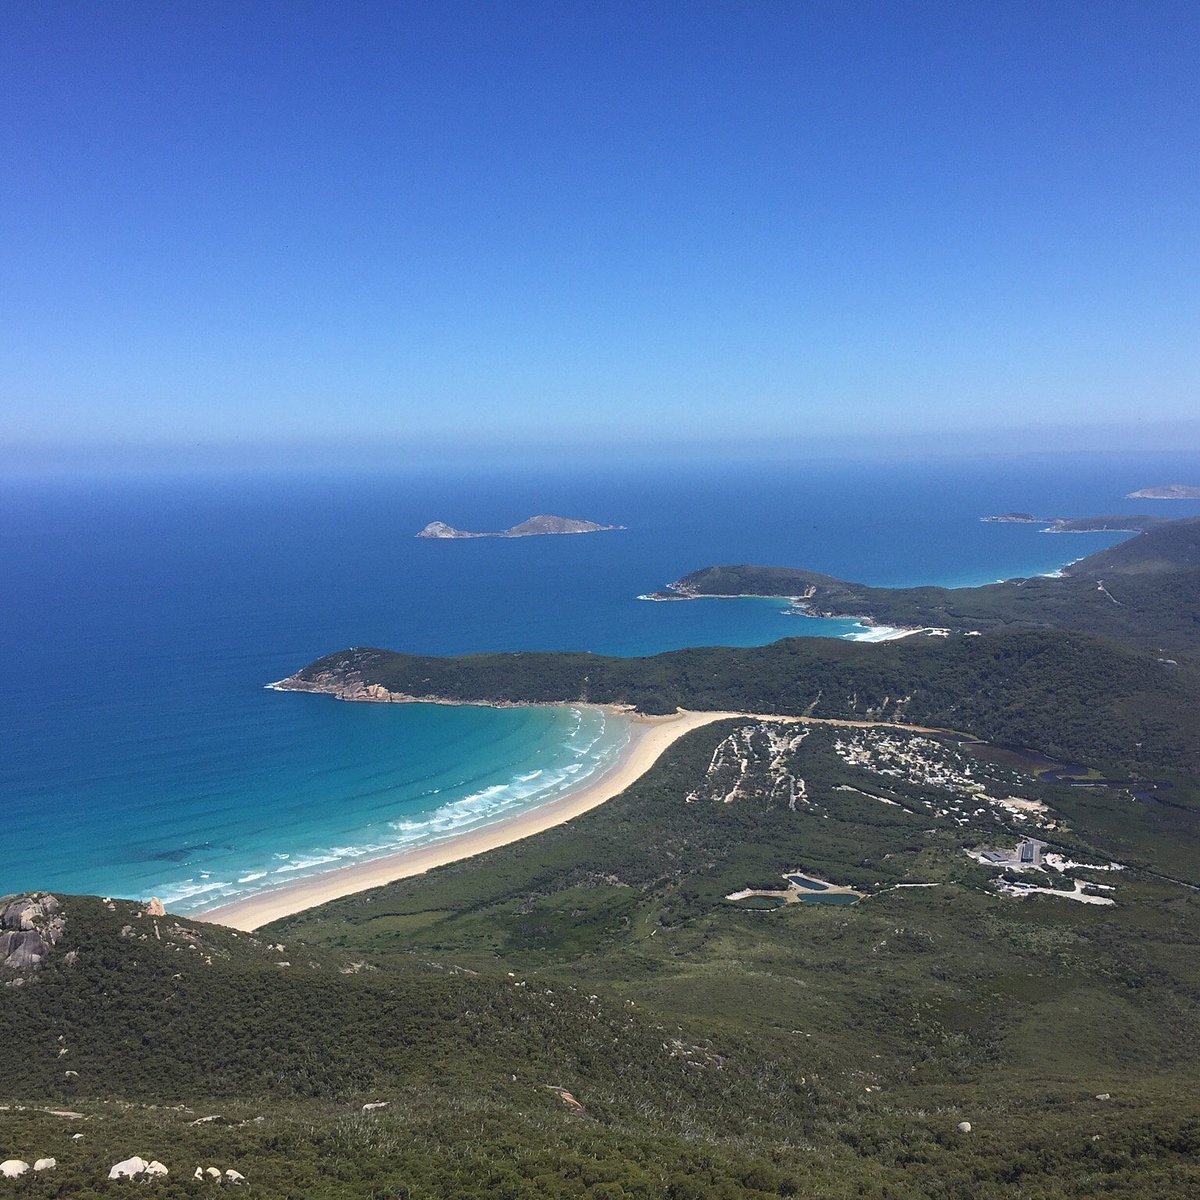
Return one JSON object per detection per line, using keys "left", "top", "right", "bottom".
{"left": 786, "top": 874, "right": 830, "bottom": 891}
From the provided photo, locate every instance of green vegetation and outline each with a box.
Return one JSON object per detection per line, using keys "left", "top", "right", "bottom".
{"left": 6, "top": 721, "right": 1198, "bottom": 1196}
{"left": 665, "top": 516, "right": 1200, "bottom": 656}
{"left": 1064, "top": 516, "right": 1200, "bottom": 576}
{"left": 678, "top": 565, "right": 1200, "bottom": 656}
{"left": 1044, "top": 514, "right": 1166, "bottom": 532}
{"left": 293, "top": 628, "right": 1200, "bottom": 775}
{"left": 5, "top": 519, "right": 1199, "bottom": 1196}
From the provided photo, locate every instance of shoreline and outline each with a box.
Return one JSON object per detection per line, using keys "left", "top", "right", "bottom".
{"left": 195, "top": 708, "right": 740, "bottom": 932}
{"left": 637, "top": 589, "right": 925, "bottom": 642}
{"left": 635, "top": 540, "right": 1105, "bottom": 636}
{"left": 196, "top": 705, "right": 959, "bottom": 932}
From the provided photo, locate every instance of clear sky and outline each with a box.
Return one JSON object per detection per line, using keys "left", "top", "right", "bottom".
{"left": 3, "top": 1, "right": 1198, "bottom": 467}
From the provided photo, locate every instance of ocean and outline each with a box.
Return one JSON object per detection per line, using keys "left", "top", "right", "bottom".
{"left": 4, "top": 452, "right": 1198, "bottom": 911}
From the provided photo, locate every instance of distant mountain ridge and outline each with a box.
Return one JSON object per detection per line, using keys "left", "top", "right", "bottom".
{"left": 1126, "top": 483, "right": 1200, "bottom": 500}
{"left": 417, "top": 514, "right": 623, "bottom": 539}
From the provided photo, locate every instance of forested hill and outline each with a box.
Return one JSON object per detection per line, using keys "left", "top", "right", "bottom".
{"left": 661, "top": 518, "right": 1200, "bottom": 657}
{"left": 1064, "top": 516, "right": 1200, "bottom": 576}
{"left": 283, "top": 630, "right": 1199, "bottom": 776}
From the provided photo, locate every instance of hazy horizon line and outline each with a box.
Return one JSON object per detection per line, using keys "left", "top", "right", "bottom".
{"left": 3, "top": 419, "right": 1199, "bottom": 477}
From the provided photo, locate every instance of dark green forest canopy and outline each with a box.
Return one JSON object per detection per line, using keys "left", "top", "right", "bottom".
{"left": 291, "top": 629, "right": 1199, "bottom": 776}
{"left": 663, "top": 518, "right": 1200, "bottom": 656}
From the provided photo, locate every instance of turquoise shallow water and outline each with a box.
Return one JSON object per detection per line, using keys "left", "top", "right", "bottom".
{"left": 3, "top": 453, "right": 1197, "bottom": 910}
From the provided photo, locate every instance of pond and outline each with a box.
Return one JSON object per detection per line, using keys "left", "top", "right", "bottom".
{"left": 786, "top": 874, "right": 830, "bottom": 891}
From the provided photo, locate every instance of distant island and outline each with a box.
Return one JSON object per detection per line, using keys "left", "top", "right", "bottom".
{"left": 1126, "top": 483, "right": 1200, "bottom": 500}
{"left": 980, "top": 512, "right": 1041, "bottom": 523}
{"left": 416, "top": 514, "right": 624, "bottom": 539}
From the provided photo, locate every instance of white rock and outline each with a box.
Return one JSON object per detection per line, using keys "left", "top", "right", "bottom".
{"left": 109, "top": 1156, "right": 148, "bottom": 1179}
{"left": 0, "top": 1161, "right": 29, "bottom": 1178}
{"left": 956, "top": 1121, "right": 972, "bottom": 1133}
{"left": 145, "top": 897, "right": 166, "bottom": 917}
{"left": 194, "top": 1167, "right": 205, "bottom": 1180}
{"left": 144, "top": 1160, "right": 169, "bottom": 1176}
{"left": 225, "top": 1169, "right": 247, "bottom": 1184}
{"left": 362, "top": 1101, "right": 388, "bottom": 1113}
{"left": 1096, "top": 1092, "right": 1111, "bottom": 1101}
{"left": 34, "top": 1158, "right": 57, "bottom": 1171}
{"left": 205, "top": 1166, "right": 223, "bottom": 1179}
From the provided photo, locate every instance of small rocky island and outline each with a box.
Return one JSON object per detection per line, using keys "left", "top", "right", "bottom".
{"left": 980, "top": 512, "right": 1042, "bottom": 523}
{"left": 417, "top": 514, "right": 623, "bottom": 539}
{"left": 1126, "top": 484, "right": 1200, "bottom": 500}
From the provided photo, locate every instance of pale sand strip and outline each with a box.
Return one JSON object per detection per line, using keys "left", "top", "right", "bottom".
{"left": 196, "top": 708, "right": 954, "bottom": 932}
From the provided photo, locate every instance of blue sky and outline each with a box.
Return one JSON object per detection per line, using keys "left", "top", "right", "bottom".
{"left": 3, "top": 1, "right": 1198, "bottom": 466}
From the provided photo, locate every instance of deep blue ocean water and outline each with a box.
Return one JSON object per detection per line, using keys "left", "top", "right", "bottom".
{"left": 3, "top": 452, "right": 1198, "bottom": 910}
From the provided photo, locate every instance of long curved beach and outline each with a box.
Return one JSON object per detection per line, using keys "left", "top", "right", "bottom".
{"left": 197, "top": 706, "right": 957, "bottom": 931}
{"left": 196, "top": 708, "right": 738, "bottom": 931}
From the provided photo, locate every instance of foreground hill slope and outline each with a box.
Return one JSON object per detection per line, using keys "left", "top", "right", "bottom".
{"left": 5, "top": 712, "right": 1200, "bottom": 1197}
{"left": 3, "top": 893, "right": 825, "bottom": 1197}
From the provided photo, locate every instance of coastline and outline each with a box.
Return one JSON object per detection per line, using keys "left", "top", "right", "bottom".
{"left": 635, "top": 533, "right": 1118, "bottom": 636}
{"left": 196, "top": 704, "right": 959, "bottom": 932}
{"left": 637, "top": 589, "right": 924, "bottom": 642}
{"left": 195, "top": 708, "right": 740, "bottom": 931}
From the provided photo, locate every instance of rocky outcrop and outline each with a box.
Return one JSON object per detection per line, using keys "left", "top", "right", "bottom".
{"left": 108, "top": 1157, "right": 168, "bottom": 1180}
{"left": 194, "top": 1165, "right": 245, "bottom": 1184}
{"left": 1, "top": 893, "right": 64, "bottom": 972}
{"left": 273, "top": 668, "right": 405, "bottom": 704}
{"left": 109, "top": 1157, "right": 147, "bottom": 1179}
{"left": 416, "top": 520, "right": 481, "bottom": 538}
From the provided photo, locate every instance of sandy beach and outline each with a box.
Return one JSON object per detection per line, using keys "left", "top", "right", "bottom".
{"left": 196, "top": 708, "right": 744, "bottom": 932}
{"left": 196, "top": 706, "right": 958, "bottom": 932}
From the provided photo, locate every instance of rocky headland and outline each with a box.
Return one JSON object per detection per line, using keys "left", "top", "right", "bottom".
{"left": 1, "top": 892, "right": 65, "bottom": 973}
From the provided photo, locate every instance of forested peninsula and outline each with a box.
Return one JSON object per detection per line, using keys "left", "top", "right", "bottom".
{"left": 278, "top": 516, "right": 1200, "bottom": 776}
{"left": 647, "top": 517, "right": 1200, "bottom": 657}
